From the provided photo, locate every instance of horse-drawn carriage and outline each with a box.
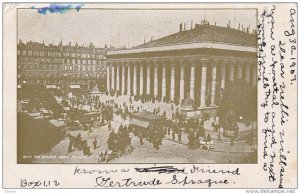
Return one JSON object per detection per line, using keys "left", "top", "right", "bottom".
{"left": 129, "top": 111, "right": 165, "bottom": 150}
{"left": 79, "top": 112, "right": 102, "bottom": 128}
{"left": 64, "top": 120, "right": 81, "bottom": 131}
{"left": 98, "top": 128, "right": 133, "bottom": 163}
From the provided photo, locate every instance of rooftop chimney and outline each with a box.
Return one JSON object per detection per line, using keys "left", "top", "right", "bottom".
{"left": 179, "top": 23, "right": 183, "bottom": 32}
{"left": 227, "top": 20, "right": 231, "bottom": 28}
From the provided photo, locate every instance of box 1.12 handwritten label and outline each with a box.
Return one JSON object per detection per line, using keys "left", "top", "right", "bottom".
{"left": 20, "top": 179, "right": 60, "bottom": 188}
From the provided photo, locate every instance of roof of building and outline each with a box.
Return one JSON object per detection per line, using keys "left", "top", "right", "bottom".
{"left": 134, "top": 23, "right": 256, "bottom": 49}
{"left": 18, "top": 41, "right": 60, "bottom": 51}
{"left": 17, "top": 41, "right": 107, "bottom": 54}
{"left": 91, "top": 84, "right": 100, "bottom": 94}
{"left": 182, "top": 96, "right": 194, "bottom": 107}
{"left": 132, "top": 111, "right": 164, "bottom": 121}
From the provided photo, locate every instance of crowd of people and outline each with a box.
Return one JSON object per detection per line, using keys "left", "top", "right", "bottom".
{"left": 45, "top": 89, "right": 230, "bottom": 162}
{"left": 67, "top": 133, "right": 95, "bottom": 156}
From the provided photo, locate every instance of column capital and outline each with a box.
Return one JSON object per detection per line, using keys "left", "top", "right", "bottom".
{"left": 222, "top": 58, "right": 233, "bottom": 65}
{"left": 167, "top": 58, "right": 179, "bottom": 67}
{"left": 201, "top": 58, "right": 209, "bottom": 64}
{"left": 135, "top": 60, "right": 144, "bottom": 66}
{"left": 212, "top": 59, "right": 223, "bottom": 65}
{"left": 145, "top": 60, "right": 154, "bottom": 66}
{"left": 160, "top": 59, "right": 172, "bottom": 66}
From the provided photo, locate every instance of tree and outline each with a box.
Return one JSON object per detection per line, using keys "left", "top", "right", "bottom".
{"left": 221, "top": 79, "right": 256, "bottom": 122}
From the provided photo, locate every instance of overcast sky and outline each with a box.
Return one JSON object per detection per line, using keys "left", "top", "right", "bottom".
{"left": 18, "top": 8, "right": 256, "bottom": 48}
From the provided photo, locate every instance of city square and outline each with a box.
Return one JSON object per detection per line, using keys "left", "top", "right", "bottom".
{"left": 17, "top": 9, "right": 257, "bottom": 164}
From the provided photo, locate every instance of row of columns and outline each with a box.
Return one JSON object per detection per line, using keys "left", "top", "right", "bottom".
{"left": 107, "top": 61, "right": 256, "bottom": 107}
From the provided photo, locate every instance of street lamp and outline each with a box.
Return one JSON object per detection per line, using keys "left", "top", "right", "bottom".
{"left": 218, "top": 127, "right": 221, "bottom": 141}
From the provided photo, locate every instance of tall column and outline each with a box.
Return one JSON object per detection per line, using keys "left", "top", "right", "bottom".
{"left": 211, "top": 64, "right": 217, "bottom": 106}
{"left": 245, "top": 64, "right": 251, "bottom": 83}
{"left": 111, "top": 65, "right": 115, "bottom": 90}
{"left": 121, "top": 64, "right": 125, "bottom": 94}
{"left": 154, "top": 65, "right": 158, "bottom": 97}
{"left": 190, "top": 64, "right": 195, "bottom": 100}
{"left": 139, "top": 65, "right": 144, "bottom": 95}
{"left": 237, "top": 64, "right": 243, "bottom": 79}
{"left": 220, "top": 64, "right": 226, "bottom": 89}
{"left": 106, "top": 65, "right": 110, "bottom": 91}
{"left": 252, "top": 64, "right": 257, "bottom": 87}
{"left": 127, "top": 65, "right": 131, "bottom": 95}
{"left": 116, "top": 64, "right": 120, "bottom": 92}
{"left": 162, "top": 65, "right": 166, "bottom": 98}
{"left": 200, "top": 63, "right": 207, "bottom": 107}
{"left": 146, "top": 65, "right": 151, "bottom": 94}
{"left": 133, "top": 64, "right": 137, "bottom": 95}
{"left": 180, "top": 65, "right": 185, "bottom": 101}
{"left": 229, "top": 64, "right": 235, "bottom": 81}
{"left": 170, "top": 65, "right": 175, "bottom": 101}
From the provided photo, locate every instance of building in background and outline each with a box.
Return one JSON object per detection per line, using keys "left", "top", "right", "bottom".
{"left": 17, "top": 40, "right": 107, "bottom": 96}
{"left": 107, "top": 20, "right": 257, "bottom": 116}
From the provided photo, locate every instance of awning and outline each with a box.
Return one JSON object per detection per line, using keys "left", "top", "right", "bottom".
{"left": 130, "top": 118, "right": 150, "bottom": 128}
{"left": 70, "top": 85, "right": 80, "bottom": 89}
{"left": 64, "top": 107, "right": 70, "bottom": 111}
{"left": 46, "top": 84, "right": 56, "bottom": 89}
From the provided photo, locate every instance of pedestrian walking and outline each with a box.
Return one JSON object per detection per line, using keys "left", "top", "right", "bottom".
{"left": 178, "top": 128, "right": 182, "bottom": 142}
{"left": 68, "top": 139, "right": 73, "bottom": 153}
{"left": 108, "top": 122, "right": 112, "bottom": 131}
{"left": 93, "top": 138, "right": 97, "bottom": 150}
{"left": 172, "top": 129, "right": 176, "bottom": 140}
{"left": 206, "top": 133, "right": 211, "bottom": 144}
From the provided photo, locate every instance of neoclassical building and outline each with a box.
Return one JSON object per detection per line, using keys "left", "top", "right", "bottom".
{"left": 106, "top": 21, "right": 257, "bottom": 112}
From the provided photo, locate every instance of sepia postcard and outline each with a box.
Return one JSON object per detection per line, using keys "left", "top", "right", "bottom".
{"left": 2, "top": 2, "right": 298, "bottom": 190}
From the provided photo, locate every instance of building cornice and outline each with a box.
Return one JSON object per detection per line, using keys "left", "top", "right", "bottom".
{"left": 108, "top": 41, "right": 256, "bottom": 56}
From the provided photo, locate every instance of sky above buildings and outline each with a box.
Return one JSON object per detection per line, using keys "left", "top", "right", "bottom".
{"left": 18, "top": 7, "right": 256, "bottom": 48}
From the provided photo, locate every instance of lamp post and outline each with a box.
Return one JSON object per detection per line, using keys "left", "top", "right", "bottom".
{"left": 218, "top": 127, "right": 221, "bottom": 141}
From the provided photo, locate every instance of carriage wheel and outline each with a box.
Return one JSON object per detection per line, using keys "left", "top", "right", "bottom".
{"left": 124, "top": 145, "right": 133, "bottom": 155}
{"left": 116, "top": 150, "right": 123, "bottom": 158}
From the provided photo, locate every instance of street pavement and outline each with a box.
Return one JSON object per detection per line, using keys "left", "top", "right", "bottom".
{"left": 33, "top": 117, "right": 255, "bottom": 164}
{"left": 20, "top": 94, "right": 257, "bottom": 164}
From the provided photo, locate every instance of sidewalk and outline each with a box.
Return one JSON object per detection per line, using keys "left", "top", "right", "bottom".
{"left": 164, "top": 132, "right": 254, "bottom": 154}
